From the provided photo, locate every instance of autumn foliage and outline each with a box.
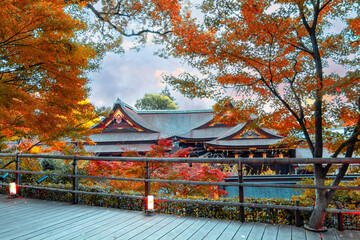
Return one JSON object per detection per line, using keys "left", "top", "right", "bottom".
{"left": 81, "top": 139, "right": 228, "bottom": 198}
{"left": 0, "top": 0, "right": 102, "bottom": 153}
{"left": 1, "top": 0, "right": 358, "bottom": 230}
{"left": 159, "top": 4, "right": 360, "bottom": 150}
{"left": 154, "top": 0, "right": 360, "bottom": 230}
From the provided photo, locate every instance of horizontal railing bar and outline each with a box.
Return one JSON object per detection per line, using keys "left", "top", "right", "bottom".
{"left": 227, "top": 174, "right": 360, "bottom": 182}
{"left": 325, "top": 209, "right": 360, "bottom": 214}
{"left": 0, "top": 169, "right": 145, "bottom": 183}
{"left": 147, "top": 180, "right": 360, "bottom": 191}
{"left": 2, "top": 166, "right": 359, "bottom": 186}
{"left": 1, "top": 153, "right": 360, "bottom": 164}
{"left": 2, "top": 183, "right": 358, "bottom": 214}
{"left": 8, "top": 184, "right": 144, "bottom": 200}
{"left": 1, "top": 169, "right": 359, "bottom": 191}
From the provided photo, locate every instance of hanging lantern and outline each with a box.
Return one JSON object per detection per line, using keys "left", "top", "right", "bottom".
{"left": 249, "top": 153, "right": 254, "bottom": 158}
{"left": 279, "top": 153, "right": 284, "bottom": 158}
{"left": 262, "top": 153, "right": 267, "bottom": 158}
{"left": 9, "top": 182, "right": 17, "bottom": 196}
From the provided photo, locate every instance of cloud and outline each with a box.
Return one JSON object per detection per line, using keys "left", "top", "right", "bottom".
{"left": 88, "top": 47, "right": 214, "bottom": 110}
{"left": 172, "top": 68, "right": 187, "bottom": 76}
{"left": 153, "top": 70, "right": 167, "bottom": 88}
{"left": 122, "top": 40, "right": 135, "bottom": 51}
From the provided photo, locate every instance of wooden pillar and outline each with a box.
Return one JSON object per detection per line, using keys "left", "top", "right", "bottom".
{"left": 144, "top": 160, "right": 153, "bottom": 213}
{"left": 295, "top": 200, "right": 303, "bottom": 227}
{"left": 144, "top": 160, "right": 150, "bottom": 197}
{"left": 72, "top": 157, "right": 79, "bottom": 204}
{"left": 15, "top": 153, "right": 21, "bottom": 196}
{"left": 336, "top": 202, "right": 344, "bottom": 231}
{"left": 238, "top": 158, "right": 245, "bottom": 222}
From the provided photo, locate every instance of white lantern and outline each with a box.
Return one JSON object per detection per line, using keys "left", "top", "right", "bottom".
{"left": 9, "top": 182, "right": 17, "bottom": 196}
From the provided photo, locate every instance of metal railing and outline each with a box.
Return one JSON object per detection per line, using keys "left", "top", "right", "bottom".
{"left": 1, "top": 153, "right": 360, "bottom": 229}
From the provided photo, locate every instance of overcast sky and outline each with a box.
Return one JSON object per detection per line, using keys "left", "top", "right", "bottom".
{"left": 86, "top": 9, "right": 347, "bottom": 112}
{"left": 87, "top": 44, "right": 214, "bottom": 110}
{"left": 87, "top": 45, "right": 346, "bottom": 112}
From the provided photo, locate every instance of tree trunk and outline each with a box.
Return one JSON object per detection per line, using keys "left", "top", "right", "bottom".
{"left": 308, "top": 164, "right": 328, "bottom": 230}
{"left": 308, "top": 195, "right": 328, "bottom": 229}
{"left": 307, "top": 114, "right": 359, "bottom": 230}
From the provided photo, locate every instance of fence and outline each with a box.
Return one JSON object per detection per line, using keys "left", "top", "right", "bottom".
{"left": 1, "top": 153, "right": 360, "bottom": 229}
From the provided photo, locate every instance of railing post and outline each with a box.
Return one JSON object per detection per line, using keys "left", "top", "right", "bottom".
{"left": 238, "top": 158, "right": 245, "bottom": 222}
{"left": 144, "top": 160, "right": 150, "bottom": 197}
{"left": 15, "top": 153, "right": 21, "bottom": 196}
{"left": 144, "top": 160, "right": 154, "bottom": 213}
{"left": 336, "top": 202, "right": 344, "bottom": 231}
{"left": 72, "top": 156, "right": 79, "bottom": 204}
{"left": 295, "top": 200, "right": 303, "bottom": 227}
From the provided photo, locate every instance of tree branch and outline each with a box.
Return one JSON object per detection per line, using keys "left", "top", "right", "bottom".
{"left": 319, "top": 0, "right": 333, "bottom": 13}
{"left": 332, "top": 118, "right": 360, "bottom": 158}
{"left": 87, "top": 3, "right": 172, "bottom": 38}
{"left": 285, "top": 56, "right": 306, "bottom": 123}
{"left": 298, "top": 5, "right": 312, "bottom": 33}
{"left": 122, "top": 29, "right": 172, "bottom": 37}
{"left": 259, "top": 74, "right": 315, "bottom": 153}
{"left": 289, "top": 42, "right": 313, "bottom": 55}
{"left": 26, "top": 141, "right": 42, "bottom": 153}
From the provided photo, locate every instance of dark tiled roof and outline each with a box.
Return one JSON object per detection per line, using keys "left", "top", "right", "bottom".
{"left": 178, "top": 126, "right": 233, "bottom": 140}
{"left": 90, "top": 132, "right": 161, "bottom": 142}
{"left": 206, "top": 138, "right": 284, "bottom": 148}
{"left": 122, "top": 106, "right": 161, "bottom": 133}
{"left": 89, "top": 99, "right": 287, "bottom": 153}
{"left": 84, "top": 144, "right": 153, "bottom": 153}
{"left": 138, "top": 111, "right": 213, "bottom": 137}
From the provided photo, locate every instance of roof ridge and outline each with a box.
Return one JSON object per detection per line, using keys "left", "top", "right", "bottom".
{"left": 137, "top": 109, "right": 213, "bottom": 114}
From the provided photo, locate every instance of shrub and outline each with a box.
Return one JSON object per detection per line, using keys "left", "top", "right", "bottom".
{"left": 9, "top": 181, "right": 359, "bottom": 230}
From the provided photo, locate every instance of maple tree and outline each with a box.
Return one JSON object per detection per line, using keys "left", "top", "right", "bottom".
{"left": 81, "top": 0, "right": 359, "bottom": 229}
{"left": 82, "top": 139, "right": 228, "bottom": 199}
{"left": 0, "top": 0, "right": 104, "bottom": 153}
{"left": 157, "top": 0, "right": 360, "bottom": 230}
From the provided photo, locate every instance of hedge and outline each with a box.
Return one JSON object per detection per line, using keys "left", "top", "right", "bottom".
{"left": 1, "top": 182, "right": 359, "bottom": 230}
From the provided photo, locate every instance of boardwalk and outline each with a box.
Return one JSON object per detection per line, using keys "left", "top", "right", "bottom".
{"left": 0, "top": 195, "right": 359, "bottom": 240}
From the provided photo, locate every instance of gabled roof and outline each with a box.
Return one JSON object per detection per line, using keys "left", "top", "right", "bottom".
{"left": 205, "top": 138, "right": 284, "bottom": 150}
{"left": 138, "top": 109, "right": 213, "bottom": 137}
{"left": 217, "top": 121, "right": 282, "bottom": 140}
{"left": 93, "top": 98, "right": 160, "bottom": 133}
{"left": 204, "top": 121, "right": 284, "bottom": 149}
{"left": 88, "top": 99, "right": 287, "bottom": 154}
{"left": 90, "top": 99, "right": 216, "bottom": 145}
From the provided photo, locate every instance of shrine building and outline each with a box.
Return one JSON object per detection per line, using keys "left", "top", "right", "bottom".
{"left": 85, "top": 99, "right": 299, "bottom": 174}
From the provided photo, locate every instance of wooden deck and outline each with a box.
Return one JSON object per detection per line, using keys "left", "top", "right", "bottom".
{"left": 0, "top": 195, "right": 359, "bottom": 240}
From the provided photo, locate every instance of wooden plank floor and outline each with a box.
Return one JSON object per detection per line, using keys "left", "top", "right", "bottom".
{"left": 0, "top": 195, "right": 359, "bottom": 240}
